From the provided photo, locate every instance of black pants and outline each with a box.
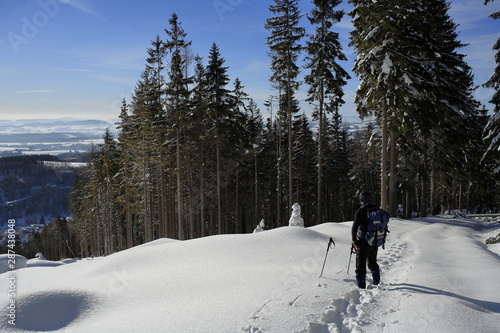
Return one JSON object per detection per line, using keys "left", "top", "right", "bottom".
{"left": 355, "top": 240, "right": 379, "bottom": 275}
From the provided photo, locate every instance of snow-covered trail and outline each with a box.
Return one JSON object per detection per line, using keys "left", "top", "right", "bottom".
{"left": 0, "top": 216, "right": 499, "bottom": 333}
{"left": 239, "top": 217, "right": 500, "bottom": 333}
{"left": 317, "top": 217, "right": 500, "bottom": 333}
{"left": 366, "top": 217, "right": 500, "bottom": 333}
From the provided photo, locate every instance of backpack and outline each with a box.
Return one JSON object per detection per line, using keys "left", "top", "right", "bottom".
{"left": 357, "top": 208, "right": 390, "bottom": 248}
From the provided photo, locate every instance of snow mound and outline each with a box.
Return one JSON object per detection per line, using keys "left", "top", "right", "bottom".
{"left": 26, "top": 258, "right": 65, "bottom": 268}
{"left": 25, "top": 253, "right": 78, "bottom": 268}
{"left": 0, "top": 254, "right": 27, "bottom": 273}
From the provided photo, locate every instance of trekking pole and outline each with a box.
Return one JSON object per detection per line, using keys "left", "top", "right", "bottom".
{"left": 347, "top": 244, "right": 355, "bottom": 274}
{"left": 319, "top": 238, "right": 335, "bottom": 278}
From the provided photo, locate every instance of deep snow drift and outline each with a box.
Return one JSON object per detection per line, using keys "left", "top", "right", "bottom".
{"left": 1, "top": 216, "right": 499, "bottom": 332}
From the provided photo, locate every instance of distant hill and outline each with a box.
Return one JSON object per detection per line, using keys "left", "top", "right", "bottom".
{"left": 0, "top": 155, "right": 84, "bottom": 228}
{"left": 0, "top": 118, "right": 116, "bottom": 136}
{"left": 0, "top": 118, "right": 117, "bottom": 156}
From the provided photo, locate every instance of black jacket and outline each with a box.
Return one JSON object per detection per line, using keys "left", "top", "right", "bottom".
{"left": 352, "top": 203, "right": 374, "bottom": 242}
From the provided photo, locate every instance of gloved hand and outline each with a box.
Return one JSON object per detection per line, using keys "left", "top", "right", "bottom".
{"left": 352, "top": 240, "right": 359, "bottom": 253}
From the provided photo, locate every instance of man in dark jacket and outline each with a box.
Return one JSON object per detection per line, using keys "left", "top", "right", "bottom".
{"left": 352, "top": 191, "right": 380, "bottom": 289}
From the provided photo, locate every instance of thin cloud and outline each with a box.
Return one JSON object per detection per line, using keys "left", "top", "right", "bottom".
{"left": 51, "top": 67, "right": 97, "bottom": 73}
{"left": 15, "top": 90, "right": 55, "bottom": 94}
{"left": 61, "top": 0, "right": 107, "bottom": 22}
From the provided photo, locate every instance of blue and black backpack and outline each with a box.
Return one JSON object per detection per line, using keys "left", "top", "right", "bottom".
{"left": 357, "top": 207, "right": 390, "bottom": 248}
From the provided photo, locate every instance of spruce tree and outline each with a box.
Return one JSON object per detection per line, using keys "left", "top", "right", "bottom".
{"left": 191, "top": 55, "right": 209, "bottom": 236}
{"left": 94, "top": 129, "right": 120, "bottom": 254}
{"left": 115, "top": 99, "right": 137, "bottom": 247}
{"left": 414, "top": 0, "right": 480, "bottom": 214}
{"left": 265, "top": 0, "right": 305, "bottom": 212}
{"left": 305, "top": 0, "right": 350, "bottom": 223}
{"left": 349, "top": 0, "right": 407, "bottom": 210}
{"left": 205, "top": 43, "right": 236, "bottom": 234}
{"left": 164, "top": 13, "right": 192, "bottom": 240}
{"left": 292, "top": 112, "right": 316, "bottom": 224}
{"left": 129, "top": 61, "right": 166, "bottom": 242}
{"left": 349, "top": 0, "right": 480, "bottom": 214}
{"left": 245, "top": 98, "right": 264, "bottom": 225}
{"left": 483, "top": 1, "right": 500, "bottom": 172}
{"left": 324, "top": 107, "right": 351, "bottom": 221}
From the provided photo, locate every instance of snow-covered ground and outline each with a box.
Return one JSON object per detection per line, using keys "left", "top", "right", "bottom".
{"left": 1, "top": 216, "right": 499, "bottom": 333}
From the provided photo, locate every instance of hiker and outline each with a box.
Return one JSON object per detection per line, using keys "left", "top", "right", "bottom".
{"left": 352, "top": 191, "right": 380, "bottom": 289}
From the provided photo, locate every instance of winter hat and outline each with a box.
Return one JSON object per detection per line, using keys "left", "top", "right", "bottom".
{"left": 359, "top": 191, "right": 372, "bottom": 204}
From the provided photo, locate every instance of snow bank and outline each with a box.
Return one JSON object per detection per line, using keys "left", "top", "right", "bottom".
{"left": 0, "top": 254, "right": 27, "bottom": 274}
{"left": 0, "top": 217, "right": 499, "bottom": 332}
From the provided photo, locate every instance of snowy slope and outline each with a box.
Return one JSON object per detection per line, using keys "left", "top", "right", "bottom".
{"left": 1, "top": 216, "right": 499, "bottom": 333}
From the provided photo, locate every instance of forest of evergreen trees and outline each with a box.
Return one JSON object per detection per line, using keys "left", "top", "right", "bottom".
{"left": 66, "top": 0, "right": 500, "bottom": 258}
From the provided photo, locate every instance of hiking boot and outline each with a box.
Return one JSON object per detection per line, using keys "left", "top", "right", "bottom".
{"left": 356, "top": 274, "right": 366, "bottom": 289}
{"left": 372, "top": 270, "right": 380, "bottom": 285}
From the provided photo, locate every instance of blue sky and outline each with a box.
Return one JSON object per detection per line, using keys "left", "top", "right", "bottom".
{"left": 0, "top": 0, "right": 499, "bottom": 123}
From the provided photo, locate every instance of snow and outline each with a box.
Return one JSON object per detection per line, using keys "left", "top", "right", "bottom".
{"left": 381, "top": 54, "right": 393, "bottom": 76}
{"left": 1, "top": 216, "right": 499, "bottom": 332}
{"left": 402, "top": 73, "right": 412, "bottom": 86}
{"left": 0, "top": 255, "right": 27, "bottom": 274}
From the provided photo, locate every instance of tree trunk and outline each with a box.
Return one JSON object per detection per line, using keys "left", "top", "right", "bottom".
{"left": 187, "top": 157, "right": 194, "bottom": 239}
{"left": 420, "top": 176, "right": 428, "bottom": 217}
{"left": 381, "top": 106, "right": 388, "bottom": 210}
{"left": 236, "top": 164, "right": 240, "bottom": 233}
{"left": 198, "top": 166, "right": 204, "bottom": 237}
{"left": 389, "top": 135, "right": 397, "bottom": 216}
{"left": 176, "top": 129, "right": 184, "bottom": 240}
{"left": 217, "top": 135, "right": 223, "bottom": 234}
{"left": 287, "top": 77, "right": 293, "bottom": 215}
{"left": 317, "top": 81, "right": 324, "bottom": 225}
{"left": 277, "top": 93, "right": 282, "bottom": 227}
{"left": 254, "top": 148, "right": 259, "bottom": 227}
{"left": 430, "top": 157, "right": 436, "bottom": 215}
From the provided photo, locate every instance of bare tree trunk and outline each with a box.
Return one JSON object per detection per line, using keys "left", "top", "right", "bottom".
{"left": 421, "top": 176, "right": 428, "bottom": 217}
{"left": 158, "top": 157, "right": 165, "bottom": 239}
{"left": 389, "top": 135, "right": 397, "bottom": 216}
{"left": 458, "top": 183, "right": 463, "bottom": 212}
{"left": 403, "top": 189, "right": 409, "bottom": 219}
{"left": 187, "top": 157, "right": 194, "bottom": 239}
{"left": 217, "top": 135, "right": 223, "bottom": 234}
{"left": 430, "top": 158, "right": 436, "bottom": 216}
{"left": 176, "top": 129, "right": 184, "bottom": 240}
{"left": 254, "top": 148, "right": 259, "bottom": 226}
{"left": 287, "top": 75, "right": 293, "bottom": 217}
{"left": 381, "top": 106, "right": 388, "bottom": 210}
{"left": 277, "top": 91, "right": 282, "bottom": 227}
{"left": 317, "top": 82, "right": 324, "bottom": 225}
{"left": 236, "top": 164, "right": 240, "bottom": 233}
{"left": 142, "top": 140, "right": 150, "bottom": 244}
{"left": 199, "top": 163, "right": 205, "bottom": 237}
{"left": 125, "top": 170, "right": 133, "bottom": 247}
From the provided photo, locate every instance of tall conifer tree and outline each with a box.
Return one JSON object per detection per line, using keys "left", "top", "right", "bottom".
{"left": 305, "top": 0, "right": 350, "bottom": 223}
{"left": 205, "top": 43, "right": 235, "bottom": 234}
{"left": 165, "top": 13, "right": 192, "bottom": 240}
{"left": 265, "top": 0, "right": 305, "bottom": 212}
{"left": 483, "top": 0, "right": 500, "bottom": 172}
